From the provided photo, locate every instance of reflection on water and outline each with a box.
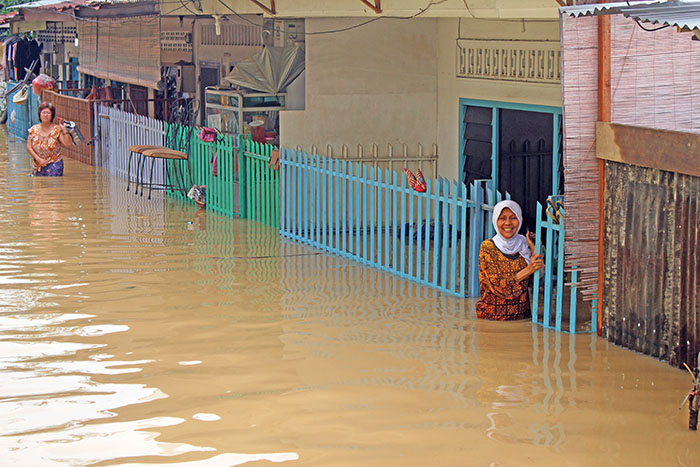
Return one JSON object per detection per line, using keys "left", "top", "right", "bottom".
{"left": 0, "top": 128, "right": 698, "bottom": 466}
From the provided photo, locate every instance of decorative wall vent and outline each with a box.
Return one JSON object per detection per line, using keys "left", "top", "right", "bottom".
{"left": 37, "top": 23, "right": 77, "bottom": 43}
{"left": 200, "top": 23, "right": 262, "bottom": 47}
{"left": 457, "top": 39, "right": 561, "bottom": 84}
{"left": 161, "top": 31, "right": 193, "bottom": 52}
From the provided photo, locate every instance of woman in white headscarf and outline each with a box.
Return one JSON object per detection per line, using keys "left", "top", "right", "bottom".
{"left": 476, "top": 200, "right": 543, "bottom": 320}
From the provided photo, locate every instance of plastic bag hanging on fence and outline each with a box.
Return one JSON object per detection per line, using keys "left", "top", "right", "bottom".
{"left": 31, "top": 74, "right": 57, "bottom": 96}
{"left": 403, "top": 168, "right": 427, "bottom": 193}
{"left": 198, "top": 127, "right": 221, "bottom": 177}
{"left": 211, "top": 150, "right": 218, "bottom": 177}
{"left": 268, "top": 149, "right": 280, "bottom": 171}
{"left": 198, "top": 127, "right": 218, "bottom": 143}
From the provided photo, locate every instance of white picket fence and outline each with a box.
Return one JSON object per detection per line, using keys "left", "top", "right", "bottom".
{"left": 94, "top": 104, "right": 166, "bottom": 183}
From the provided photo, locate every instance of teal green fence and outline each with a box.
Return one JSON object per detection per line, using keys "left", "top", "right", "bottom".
{"left": 278, "top": 147, "right": 501, "bottom": 297}
{"left": 531, "top": 196, "right": 596, "bottom": 333}
{"left": 165, "top": 123, "right": 241, "bottom": 218}
{"left": 238, "top": 136, "right": 280, "bottom": 228}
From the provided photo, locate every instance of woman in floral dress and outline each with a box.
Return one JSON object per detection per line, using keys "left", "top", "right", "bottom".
{"left": 476, "top": 200, "right": 544, "bottom": 320}
{"left": 26, "top": 102, "right": 72, "bottom": 176}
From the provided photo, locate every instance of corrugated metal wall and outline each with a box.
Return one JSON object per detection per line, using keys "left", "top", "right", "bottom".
{"left": 603, "top": 162, "right": 699, "bottom": 367}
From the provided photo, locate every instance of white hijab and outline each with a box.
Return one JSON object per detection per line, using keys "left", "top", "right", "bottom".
{"left": 491, "top": 200, "right": 532, "bottom": 263}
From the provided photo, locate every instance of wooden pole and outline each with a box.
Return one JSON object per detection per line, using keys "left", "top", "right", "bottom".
{"left": 597, "top": 15, "right": 611, "bottom": 336}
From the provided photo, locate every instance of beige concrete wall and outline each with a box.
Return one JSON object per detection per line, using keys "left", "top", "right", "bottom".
{"left": 190, "top": 0, "right": 558, "bottom": 19}
{"left": 192, "top": 16, "right": 263, "bottom": 120}
{"left": 280, "top": 17, "right": 439, "bottom": 157}
{"left": 436, "top": 17, "right": 562, "bottom": 178}
{"left": 281, "top": 16, "right": 561, "bottom": 180}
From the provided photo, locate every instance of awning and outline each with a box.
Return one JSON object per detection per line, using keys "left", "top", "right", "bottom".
{"left": 7, "top": 0, "right": 98, "bottom": 11}
{"left": 0, "top": 12, "right": 18, "bottom": 24}
{"left": 561, "top": 0, "right": 700, "bottom": 30}
{"left": 223, "top": 45, "right": 305, "bottom": 94}
{"left": 559, "top": 1, "right": 655, "bottom": 18}
{"left": 618, "top": 1, "right": 700, "bottom": 30}
{"left": 77, "top": 14, "right": 162, "bottom": 90}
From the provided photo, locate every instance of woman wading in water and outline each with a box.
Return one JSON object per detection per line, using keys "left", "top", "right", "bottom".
{"left": 476, "top": 200, "right": 543, "bottom": 320}
{"left": 26, "top": 102, "right": 72, "bottom": 176}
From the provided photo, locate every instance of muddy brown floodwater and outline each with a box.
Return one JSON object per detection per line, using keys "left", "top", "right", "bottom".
{"left": 0, "top": 127, "right": 699, "bottom": 466}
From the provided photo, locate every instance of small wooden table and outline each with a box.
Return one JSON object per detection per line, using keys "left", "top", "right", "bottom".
{"left": 127, "top": 144, "right": 163, "bottom": 194}
{"left": 140, "top": 147, "right": 189, "bottom": 199}
{"left": 127, "top": 145, "right": 188, "bottom": 199}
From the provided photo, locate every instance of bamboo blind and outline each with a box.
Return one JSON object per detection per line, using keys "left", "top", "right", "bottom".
{"left": 562, "top": 13, "right": 700, "bottom": 301}
{"left": 78, "top": 15, "right": 161, "bottom": 89}
{"left": 561, "top": 14, "right": 600, "bottom": 300}
{"left": 610, "top": 15, "right": 700, "bottom": 132}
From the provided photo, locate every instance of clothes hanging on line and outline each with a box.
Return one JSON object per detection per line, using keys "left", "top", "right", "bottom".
{"left": 3, "top": 35, "right": 42, "bottom": 81}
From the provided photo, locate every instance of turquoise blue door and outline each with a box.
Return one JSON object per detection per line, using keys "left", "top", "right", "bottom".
{"left": 459, "top": 99, "right": 562, "bottom": 232}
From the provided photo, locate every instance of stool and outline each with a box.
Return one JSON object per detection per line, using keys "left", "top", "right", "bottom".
{"left": 127, "top": 144, "right": 163, "bottom": 194}
{"left": 140, "top": 148, "right": 189, "bottom": 199}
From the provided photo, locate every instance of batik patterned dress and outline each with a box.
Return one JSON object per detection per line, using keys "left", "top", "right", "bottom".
{"left": 28, "top": 124, "right": 63, "bottom": 176}
{"left": 475, "top": 239, "right": 532, "bottom": 320}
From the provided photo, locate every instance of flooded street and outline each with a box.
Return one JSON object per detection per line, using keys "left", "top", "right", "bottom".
{"left": 1, "top": 126, "right": 698, "bottom": 466}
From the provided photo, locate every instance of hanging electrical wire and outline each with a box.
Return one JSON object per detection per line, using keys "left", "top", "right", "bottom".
{"left": 625, "top": 0, "right": 670, "bottom": 32}
{"left": 214, "top": 0, "right": 440, "bottom": 36}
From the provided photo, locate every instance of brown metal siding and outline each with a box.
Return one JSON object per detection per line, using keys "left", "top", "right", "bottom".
{"left": 42, "top": 91, "right": 94, "bottom": 166}
{"left": 603, "top": 161, "right": 700, "bottom": 367}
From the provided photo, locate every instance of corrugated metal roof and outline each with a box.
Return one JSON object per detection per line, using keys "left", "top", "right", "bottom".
{"left": 619, "top": 1, "right": 700, "bottom": 30}
{"left": 561, "top": 0, "right": 700, "bottom": 31}
{"left": 7, "top": 0, "right": 105, "bottom": 10}
{"left": 0, "top": 11, "right": 19, "bottom": 24}
{"left": 559, "top": 1, "right": 655, "bottom": 17}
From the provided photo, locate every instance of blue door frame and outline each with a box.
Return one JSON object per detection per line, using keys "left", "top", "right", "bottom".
{"left": 459, "top": 98, "right": 563, "bottom": 197}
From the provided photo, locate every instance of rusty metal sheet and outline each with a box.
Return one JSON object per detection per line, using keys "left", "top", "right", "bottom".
{"left": 42, "top": 91, "right": 94, "bottom": 166}
{"left": 603, "top": 161, "right": 700, "bottom": 368}
{"left": 597, "top": 122, "right": 700, "bottom": 178}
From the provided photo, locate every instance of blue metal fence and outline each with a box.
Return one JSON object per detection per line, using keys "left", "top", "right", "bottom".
{"left": 531, "top": 196, "right": 596, "bottom": 333}
{"left": 6, "top": 82, "right": 41, "bottom": 140}
{"left": 280, "top": 148, "right": 497, "bottom": 297}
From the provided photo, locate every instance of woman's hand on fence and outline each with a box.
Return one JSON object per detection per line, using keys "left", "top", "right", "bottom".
{"left": 528, "top": 254, "right": 544, "bottom": 274}
{"left": 526, "top": 231, "right": 536, "bottom": 253}
{"left": 515, "top": 253, "right": 543, "bottom": 282}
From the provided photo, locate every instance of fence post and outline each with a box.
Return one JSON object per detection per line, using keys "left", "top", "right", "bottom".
{"left": 542, "top": 210, "right": 555, "bottom": 328}
{"left": 432, "top": 177, "right": 442, "bottom": 286}
{"left": 555, "top": 218, "right": 566, "bottom": 331}
{"left": 238, "top": 135, "right": 247, "bottom": 218}
{"left": 468, "top": 182, "right": 484, "bottom": 297}
{"left": 569, "top": 266, "right": 579, "bottom": 333}
{"left": 532, "top": 201, "right": 543, "bottom": 324}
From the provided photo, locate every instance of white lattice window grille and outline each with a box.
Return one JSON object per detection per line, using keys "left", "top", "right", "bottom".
{"left": 37, "top": 24, "right": 77, "bottom": 43}
{"left": 161, "top": 31, "right": 193, "bottom": 52}
{"left": 200, "top": 23, "right": 262, "bottom": 47}
{"left": 456, "top": 39, "right": 561, "bottom": 84}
